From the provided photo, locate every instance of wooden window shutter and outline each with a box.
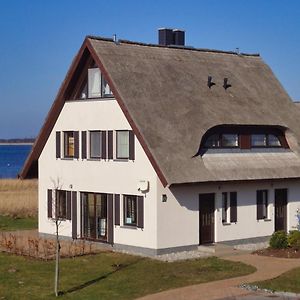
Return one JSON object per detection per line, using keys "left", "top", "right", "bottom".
{"left": 72, "top": 191, "right": 77, "bottom": 239}
{"left": 257, "top": 191, "right": 263, "bottom": 220}
{"left": 107, "top": 194, "right": 114, "bottom": 244}
{"left": 74, "top": 131, "right": 79, "bottom": 159}
{"left": 81, "top": 131, "right": 87, "bottom": 159}
{"left": 101, "top": 131, "right": 107, "bottom": 159}
{"left": 66, "top": 191, "right": 72, "bottom": 220}
{"left": 230, "top": 192, "right": 237, "bottom": 223}
{"left": 47, "top": 189, "right": 52, "bottom": 218}
{"left": 56, "top": 132, "right": 61, "bottom": 158}
{"left": 129, "top": 131, "right": 135, "bottom": 160}
{"left": 108, "top": 130, "right": 113, "bottom": 159}
{"left": 114, "top": 194, "right": 120, "bottom": 225}
{"left": 137, "top": 196, "right": 144, "bottom": 228}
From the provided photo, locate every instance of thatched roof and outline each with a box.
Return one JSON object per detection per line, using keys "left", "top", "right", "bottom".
{"left": 20, "top": 36, "right": 300, "bottom": 185}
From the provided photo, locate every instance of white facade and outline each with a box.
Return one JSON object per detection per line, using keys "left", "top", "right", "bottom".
{"left": 39, "top": 98, "right": 300, "bottom": 254}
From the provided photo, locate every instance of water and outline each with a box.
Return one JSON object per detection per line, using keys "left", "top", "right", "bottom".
{"left": 0, "top": 145, "right": 32, "bottom": 178}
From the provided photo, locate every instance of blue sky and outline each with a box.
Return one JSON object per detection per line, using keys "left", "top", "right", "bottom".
{"left": 0, "top": 0, "right": 299, "bottom": 138}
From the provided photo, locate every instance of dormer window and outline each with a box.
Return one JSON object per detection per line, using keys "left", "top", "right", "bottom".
{"left": 201, "top": 125, "right": 288, "bottom": 151}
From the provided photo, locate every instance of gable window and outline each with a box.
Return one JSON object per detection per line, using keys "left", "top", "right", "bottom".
{"left": 56, "top": 190, "right": 67, "bottom": 219}
{"left": 90, "top": 131, "right": 102, "bottom": 158}
{"left": 64, "top": 131, "right": 75, "bottom": 158}
{"left": 204, "top": 134, "right": 239, "bottom": 148}
{"left": 124, "top": 195, "right": 137, "bottom": 226}
{"left": 86, "top": 68, "right": 113, "bottom": 99}
{"left": 205, "top": 134, "right": 220, "bottom": 148}
{"left": 116, "top": 130, "right": 130, "bottom": 159}
{"left": 257, "top": 190, "right": 268, "bottom": 220}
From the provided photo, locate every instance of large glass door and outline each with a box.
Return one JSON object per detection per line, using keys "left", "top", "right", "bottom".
{"left": 81, "top": 192, "right": 108, "bottom": 241}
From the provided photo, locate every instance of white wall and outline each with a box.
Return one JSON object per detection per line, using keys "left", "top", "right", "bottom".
{"left": 156, "top": 179, "right": 300, "bottom": 249}
{"left": 39, "top": 99, "right": 159, "bottom": 249}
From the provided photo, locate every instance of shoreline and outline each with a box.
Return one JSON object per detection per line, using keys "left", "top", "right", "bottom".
{"left": 0, "top": 143, "right": 34, "bottom": 146}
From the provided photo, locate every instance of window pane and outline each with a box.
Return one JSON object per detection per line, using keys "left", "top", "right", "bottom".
{"left": 262, "top": 190, "right": 268, "bottom": 218}
{"left": 88, "top": 68, "right": 101, "bottom": 98}
{"left": 102, "top": 77, "right": 113, "bottom": 97}
{"left": 268, "top": 134, "right": 281, "bottom": 147}
{"left": 57, "top": 191, "right": 66, "bottom": 219}
{"left": 222, "top": 134, "right": 239, "bottom": 147}
{"left": 205, "top": 134, "right": 220, "bottom": 148}
{"left": 124, "top": 195, "right": 137, "bottom": 225}
{"left": 251, "top": 134, "right": 267, "bottom": 147}
{"left": 117, "top": 131, "right": 129, "bottom": 158}
{"left": 90, "top": 131, "right": 101, "bottom": 158}
{"left": 64, "top": 132, "right": 74, "bottom": 157}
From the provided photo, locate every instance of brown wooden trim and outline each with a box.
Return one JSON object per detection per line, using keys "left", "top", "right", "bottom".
{"left": 101, "top": 131, "right": 107, "bottom": 159}
{"left": 74, "top": 131, "right": 79, "bottom": 159}
{"left": 20, "top": 38, "right": 168, "bottom": 187}
{"left": 129, "top": 130, "right": 135, "bottom": 160}
{"left": 137, "top": 196, "right": 144, "bottom": 228}
{"left": 86, "top": 39, "right": 168, "bottom": 187}
{"left": 20, "top": 39, "right": 90, "bottom": 179}
{"left": 56, "top": 131, "right": 61, "bottom": 158}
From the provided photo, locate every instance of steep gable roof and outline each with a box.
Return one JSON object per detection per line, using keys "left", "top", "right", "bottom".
{"left": 21, "top": 36, "right": 300, "bottom": 185}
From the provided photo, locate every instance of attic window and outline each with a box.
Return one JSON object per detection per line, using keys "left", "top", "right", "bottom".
{"left": 82, "top": 68, "right": 113, "bottom": 99}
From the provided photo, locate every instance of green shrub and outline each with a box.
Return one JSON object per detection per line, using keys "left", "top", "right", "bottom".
{"left": 288, "top": 230, "right": 300, "bottom": 250}
{"left": 269, "top": 231, "right": 288, "bottom": 249}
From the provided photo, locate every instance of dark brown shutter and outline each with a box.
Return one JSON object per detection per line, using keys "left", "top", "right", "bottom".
{"left": 101, "top": 131, "right": 107, "bottom": 159}
{"left": 47, "top": 189, "right": 52, "bottom": 218}
{"left": 81, "top": 131, "right": 87, "bottom": 159}
{"left": 74, "top": 131, "right": 79, "bottom": 159}
{"left": 129, "top": 130, "right": 135, "bottom": 160}
{"left": 257, "top": 190, "right": 263, "bottom": 220}
{"left": 137, "top": 196, "right": 144, "bottom": 228}
{"left": 107, "top": 194, "right": 114, "bottom": 244}
{"left": 114, "top": 194, "right": 120, "bottom": 225}
{"left": 66, "top": 191, "right": 71, "bottom": 220}
{"left": 56, "top": 132, "right": 61, "bottom": 158}
{"left": 240, "top": 134, "right": 251, "bottom": 149}
{"left": 230, "top": 192, "right": 237, "bottom": 223}
{"left": 108, "top": 130, "right": 113, "bottom": 160}
{"left": 72, "top": 191, "right": 77, "bottom": 239}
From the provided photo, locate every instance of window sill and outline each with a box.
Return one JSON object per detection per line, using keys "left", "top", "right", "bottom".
{"left": 222, "top": 222, "right": 231, "bottom": 226}
{"left": 61, "top": 157, "right": 75, "bottom": 161}
{"left": 120, "top": 225, "right": 137, "bottom": 230}
{"left": 66, "top": 97, "right": 115, "bottom": 102}
{"left": 264, "top": 218, "right": 272, "bottom": 222}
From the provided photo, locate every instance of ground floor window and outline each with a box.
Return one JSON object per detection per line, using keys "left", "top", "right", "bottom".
{"left": 81, "top": 192, "right": 107, "bottom": 241}
{"left": 222, "top": 191, "right": 237, "bottom": 223}
{"left": 222, "top": 192, "right": 228, "bottom": 223}
{"left": 257, "top": 190, "right": 268, "bottom": 220}
{"left": 124, "top": 195, "right": 137, "bottom": 226}
{"left": 56, "top": 190, "right": 67, "bottom": 219}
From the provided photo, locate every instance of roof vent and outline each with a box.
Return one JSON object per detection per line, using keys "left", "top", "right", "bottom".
{"left": 158, "top": 28, "right": 185, "bottom": 46}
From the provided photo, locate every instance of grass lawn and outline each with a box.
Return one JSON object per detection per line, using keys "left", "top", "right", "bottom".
{"left": 0, "top": 252, "right": 255, "bottom": 299}
{"left": 255, "top": 267, "right": 300, "bottom": 294}
{"left": 0, "top": 215, "right": 38, "bottom": 231}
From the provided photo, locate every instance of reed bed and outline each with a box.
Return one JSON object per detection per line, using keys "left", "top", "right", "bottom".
{"left": 0, "top": 179, "right": 38, "bottom": 217}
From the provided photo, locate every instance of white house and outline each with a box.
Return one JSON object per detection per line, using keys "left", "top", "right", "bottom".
{"left": 21, "top": 29, "right": 300, "bottom": 256}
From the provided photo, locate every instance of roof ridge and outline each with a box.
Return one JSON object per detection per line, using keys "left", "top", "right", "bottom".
{"left": 87, "top": 35, "right": 260, "bottom": 57}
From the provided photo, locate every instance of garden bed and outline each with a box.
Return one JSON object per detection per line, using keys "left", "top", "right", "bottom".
{"left": 254, "top": 247, "right": 300, "bottom": 258}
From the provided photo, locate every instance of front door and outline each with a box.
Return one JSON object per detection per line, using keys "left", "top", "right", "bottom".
{"left": 81, "top": 193, "right": 108, "bottom": 242}
{"left": 199, "top": 193, "right": 215, "bottom": 244}
{"left": 275, "top": 189, "right": 287, "bottom": 232}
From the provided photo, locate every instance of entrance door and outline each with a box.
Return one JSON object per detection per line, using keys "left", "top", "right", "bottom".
{"left": 199, "top": 193, "right": 215, "bottom": 244}
{"left": 275, "top": 189, "right": 287, "bottom": 232}
{"left": 81, "top": 193, "right": 108, "bottom": 242}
